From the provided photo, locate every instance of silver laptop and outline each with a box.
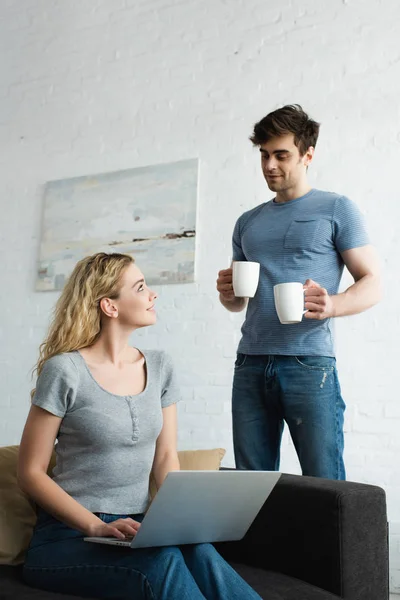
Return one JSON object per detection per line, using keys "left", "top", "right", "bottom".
{"left": 84, "top": 470, "right": 281, "bottom": 549}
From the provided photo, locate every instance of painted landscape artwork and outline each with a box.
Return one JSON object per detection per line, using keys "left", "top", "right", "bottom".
{"left": 36, "top": 159, "right": 198, "bottom": 291}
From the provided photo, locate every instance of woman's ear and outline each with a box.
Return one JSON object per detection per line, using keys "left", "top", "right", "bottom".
{"left": 99, "top": 297, "right": 118, "bottom": 319}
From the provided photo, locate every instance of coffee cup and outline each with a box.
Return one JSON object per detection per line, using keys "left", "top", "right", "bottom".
{"left": 232, "top": 261, "right": 260, "bottom": 298}
{"left": 273, "top": 282, "right": 306, "bottom": 324}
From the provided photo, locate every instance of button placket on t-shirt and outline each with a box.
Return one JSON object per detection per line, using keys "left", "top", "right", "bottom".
{"left": 126, "top": 397, "right": 139, "bottom": 443}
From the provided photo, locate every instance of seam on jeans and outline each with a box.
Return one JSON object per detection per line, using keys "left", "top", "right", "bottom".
{"left": 334, "top": 370, "right": 342, "bottom": 481}
{"left": 336, "top": 385, "right": 340, "bottom": 480}
{"left": 24, "top": 564, "right": 155, "bottom": 599}
{"left": 294, "top": 356, "right": 335, "bottom": 371}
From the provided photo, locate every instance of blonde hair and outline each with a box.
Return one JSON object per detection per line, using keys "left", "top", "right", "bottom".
{"left": 32, "top": 252, "right": 134, "bottom": 395}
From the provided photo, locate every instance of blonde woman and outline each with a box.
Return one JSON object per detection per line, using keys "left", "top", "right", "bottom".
{"left": 18, "top": 253, "right": 261, "bottom": 600}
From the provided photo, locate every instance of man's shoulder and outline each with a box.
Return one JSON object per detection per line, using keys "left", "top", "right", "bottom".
{"left": 236, "top": 201, "right": 268, "bottom": 227}
{"left": 310, "top": 188, "right": 344, "bottom": 204}
{"left": 306, "top": 189, "right": 356, "bottom": 217}
{"left": 311, "top": 189, "right": 363, "bottom": 218}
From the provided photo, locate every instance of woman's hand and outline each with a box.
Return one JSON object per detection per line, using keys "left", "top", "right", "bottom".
{"left": 87, "top": 517, "right": 141, "bottom": 539}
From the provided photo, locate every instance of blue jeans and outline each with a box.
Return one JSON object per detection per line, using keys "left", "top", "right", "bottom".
{"left": 232, "top": 354, "right": 346, "bottom": 479}
{"left": 23, "top": 510, "right": 261, "bottom": 600}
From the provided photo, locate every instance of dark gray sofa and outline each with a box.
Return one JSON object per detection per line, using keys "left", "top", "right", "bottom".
{"left": 0, "top": 473, "right": 389, "bottom": 600}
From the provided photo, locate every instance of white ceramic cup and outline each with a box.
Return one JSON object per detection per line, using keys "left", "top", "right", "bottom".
{"left": 273, "top": 282, "right": 306, "bottom": 324}
{"left": 232, "top": 261, "right": 260, "bottom": 298}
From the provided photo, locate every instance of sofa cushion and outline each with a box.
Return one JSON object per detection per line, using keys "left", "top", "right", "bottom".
{"left": 0, "top": 445, "right": 225, "bottom": 565}
{"left": 0, "top": 565, "right": 93, "bottom": 599}
{"left": 0, "top": 564, "right": 341, "bottom": 600}
{"left": 0, "top": 446, "right": 56, "bottom": 566}
{"left": 231, "top": 564, "right": 341, "bottom": 600}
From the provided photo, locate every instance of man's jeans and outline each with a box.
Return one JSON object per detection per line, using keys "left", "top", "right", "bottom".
{"left": 232, "top": 354, "right": 346, "bottom": 480}
{"left": 23, "top": 509, "right": 261, "bottom": 600}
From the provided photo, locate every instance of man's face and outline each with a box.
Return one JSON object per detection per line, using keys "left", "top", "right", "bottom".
{"left": 259, "top": 133, "right": 313, "bottom": 193}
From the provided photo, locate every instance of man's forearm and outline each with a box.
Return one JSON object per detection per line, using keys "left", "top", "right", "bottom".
{"left": 219, "top": 294, "right": 248, "bottom": 313}
{"left": 331, "top": 273, "right": 382, "bottom": 317}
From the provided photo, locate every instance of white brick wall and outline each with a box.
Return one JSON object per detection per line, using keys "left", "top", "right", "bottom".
{"left": 0, "top": 0, "right": 399, "bottom": 591}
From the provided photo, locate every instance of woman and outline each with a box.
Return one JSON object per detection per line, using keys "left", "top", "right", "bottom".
{"left": 18, "top": 252, "right": 261, "bottom": 600}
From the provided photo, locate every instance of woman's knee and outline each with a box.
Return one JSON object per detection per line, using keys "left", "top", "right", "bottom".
{"left": 156, "top": 546, "right": 185, "bottom": 568}
{"left": 183, "top": 543, "right": 219, "bottom": 564}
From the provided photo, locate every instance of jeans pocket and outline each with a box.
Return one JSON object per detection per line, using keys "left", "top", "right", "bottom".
{"left": 234, "top": 353, "right": 247, "bottom": 369}
{"left": 96, "top": 513, "right": 130, "bottom": 523}
{"left": 294, "top": 356, "right": 336, "bottom": 371}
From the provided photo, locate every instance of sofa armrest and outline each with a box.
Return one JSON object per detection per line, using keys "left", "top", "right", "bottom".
{"left": 215, "top": 473, "right": 388, "bottom": 600}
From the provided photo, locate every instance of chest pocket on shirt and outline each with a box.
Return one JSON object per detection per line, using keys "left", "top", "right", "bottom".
{"left": 284, "top": 219, "right": 321, "bottom": 251}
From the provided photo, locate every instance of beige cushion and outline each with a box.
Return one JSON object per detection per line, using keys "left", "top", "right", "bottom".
{"left": 177, "top": 448, "right": 226, "bottom": 471}
{"left": 0, "top": 445, "right": 225, "bottom": 565}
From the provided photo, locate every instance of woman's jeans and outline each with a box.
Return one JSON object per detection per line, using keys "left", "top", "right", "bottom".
{"left": 232, "top": 354, "right": 346, "bottom": 479}
{"left": 23, "top": 510, "right": 261, "bottom": 600}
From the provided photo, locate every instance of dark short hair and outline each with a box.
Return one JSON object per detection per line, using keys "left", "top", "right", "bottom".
{"left": 250, "top": 104, "right": 320, "bottom": 155}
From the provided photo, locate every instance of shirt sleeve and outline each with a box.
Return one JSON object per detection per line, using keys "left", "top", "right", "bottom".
{"left": 232, "top": 216, "right": 246, "bottom": 261}
{"left": 32, "top": 354, "right": 79, "bottom": 417}
{"left": 333, "top": 195, "right": 370, "bottom": 253}
{"left": 160, "top": 352, "right": 181, "bottom": 408}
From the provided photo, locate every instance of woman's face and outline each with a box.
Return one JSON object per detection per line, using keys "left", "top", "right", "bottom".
{"left": 110, "top": 263, "right": 157, "bottom": 329}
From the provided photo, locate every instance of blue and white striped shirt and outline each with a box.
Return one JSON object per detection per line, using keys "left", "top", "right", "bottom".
{"left": 232, "top": 189, "right": 369, "bottom": 357}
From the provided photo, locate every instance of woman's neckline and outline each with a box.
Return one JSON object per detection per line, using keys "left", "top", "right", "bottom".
{"left": 75, "top": 348, "right": 149, "bottom": 399}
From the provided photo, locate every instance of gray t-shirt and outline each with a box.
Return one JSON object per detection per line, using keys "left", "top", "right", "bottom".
{"left": 32, "top": 349, "right": 180, "bottom": 514}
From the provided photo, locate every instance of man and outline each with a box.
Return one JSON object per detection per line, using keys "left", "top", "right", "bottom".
{"left": 216, "top": 104, "right": 381, "bottom": 479}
